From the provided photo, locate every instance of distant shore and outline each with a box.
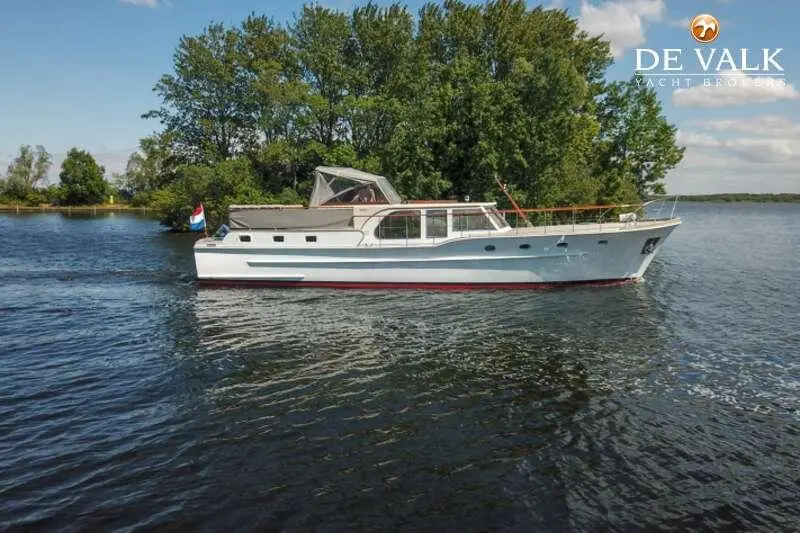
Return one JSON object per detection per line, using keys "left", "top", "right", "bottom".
{"left": 0, "top": 204, "right": 152, "bottom": 213}
{"left": 672, "top": 194, "right": 800, "bottom": 203}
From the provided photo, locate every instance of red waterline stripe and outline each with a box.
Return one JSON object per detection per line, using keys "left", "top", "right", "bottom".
{"left": 196, "top": 278, "right": 636, "bottom": 291}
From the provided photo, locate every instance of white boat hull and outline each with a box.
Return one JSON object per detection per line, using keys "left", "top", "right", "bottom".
{"left": 194, "top": 220, "right": 679, "bottom": 289}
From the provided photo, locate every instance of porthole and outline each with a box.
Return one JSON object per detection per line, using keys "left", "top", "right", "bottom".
{"left": 485, "top": 245, "right": 496, "bottom": 252}
{"left": 598, "top": 240, "right": 608, "bottom": 245}
{"left": 273, "top": 235, "right": 284, "bottom": 243}
{"left": 239, "top": 235, "right": 251, "bottom": 243}
{"left": 556, "top": 242, "right": 568, "bottom": 248}
{"left": 306, "top": 235, "right": 317, "bottom": 243}
{"left": 519, "top": 244, "right": 530, "bottom": 250}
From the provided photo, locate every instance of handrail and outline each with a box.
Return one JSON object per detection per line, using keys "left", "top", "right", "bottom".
{"left": 496, "top": 202, "right": 645, "bottom": 215}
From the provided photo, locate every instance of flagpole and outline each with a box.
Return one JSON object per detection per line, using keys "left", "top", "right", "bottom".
{"left": 202, "top": 202, "right": 208, "bottom": 237}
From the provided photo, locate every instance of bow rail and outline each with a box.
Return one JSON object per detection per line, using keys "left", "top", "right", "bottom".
{"left": 496, "top": 196, "right": 679, "bottom": 231}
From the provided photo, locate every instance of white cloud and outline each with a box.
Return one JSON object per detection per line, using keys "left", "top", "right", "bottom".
{"left": 577, "top": 0, "right": 664, "bottom": 59}
{"left": 683, "top": 115, "right": 800, "bottom": 163}
{"left": 668, "top": 150, "right": 800, "bottom": 194}
{"left": 678, "top": 130, "right": 794, "bottom": 162}
{"left": 668, "top": 117, "right": 800, "bottom": 193}
{"left": 667, "top": 17, "right": 691, "bottom": 29}
{"left": 673, "top": 70, "right": 800, "bottom": 107}
{"left": 120, "top": 0, "right": 160, "bottom": 7}
{"left": 697, "top": 115, "right": 800, "bottom": 137}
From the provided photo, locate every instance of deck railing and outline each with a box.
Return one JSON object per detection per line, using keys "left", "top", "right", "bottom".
{"left": 497, "top": 196, "right": 679, "bottom": 232}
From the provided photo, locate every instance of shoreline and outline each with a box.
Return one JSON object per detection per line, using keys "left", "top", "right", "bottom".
{"left": 0, "top": 205, "right": 153, "bottom": 214}
{"left": 666, "top": 194, "right": 800, "bottom": 203}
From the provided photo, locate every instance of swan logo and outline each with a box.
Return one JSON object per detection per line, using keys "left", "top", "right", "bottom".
{"left": 691, "top": 14, "right": 719, "bottom": 44}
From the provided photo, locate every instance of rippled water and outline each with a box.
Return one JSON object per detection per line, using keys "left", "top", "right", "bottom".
{"left": 1, "top": 204, "right": 799, "bottom": 532}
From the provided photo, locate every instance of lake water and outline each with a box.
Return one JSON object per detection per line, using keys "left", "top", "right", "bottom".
{"left": 1, "top": 203, "right": 798, "bottom": 532}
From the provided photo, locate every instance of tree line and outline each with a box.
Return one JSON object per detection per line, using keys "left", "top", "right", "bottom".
{"left": 0, "top": 146, "right": 109, "bottom": 206}
{"left": 4, "top": 1, "right": 684, "bottom": 229}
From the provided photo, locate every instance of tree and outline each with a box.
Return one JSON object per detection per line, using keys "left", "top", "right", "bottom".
{"left": 594, "top": 74, "right": 685, "bottom": 200}
{"left": 343, "top": 3, "right": 414, "bottom": 157}
{"left": 144, "top": 23, "right": 255, "bottom": 163}
{"left": 2, "top": 145, "right": 52, "bottom": 202}
{"left": 149, "top": 158, "right": 270, "bottom": 230}
{"left": 240, "top": 14, "right": 304, "bottom": 146}
{"left": 140, "top": 0, "right": 684, "bottom": 230}
{"left": 119, "top": 132, "right": 181, "bottom": 205}
{"left": 59, "top": 148, "right": 108, "bottom": 205}
{"left": 293, "top": 4, "right": 351, "bottom": 147}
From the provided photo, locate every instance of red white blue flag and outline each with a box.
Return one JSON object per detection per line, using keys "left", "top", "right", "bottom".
{"left": 189, "top": 204, "right": 206, "bottom": 231}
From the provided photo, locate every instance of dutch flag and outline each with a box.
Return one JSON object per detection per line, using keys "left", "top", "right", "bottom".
{"left": 189, "top": 204, "right": 206, "bottom": 232}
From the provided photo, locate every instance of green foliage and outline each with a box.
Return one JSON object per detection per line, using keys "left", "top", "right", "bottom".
{"left": 43, "top": 184, "right": 63, "bottom": 204}
{"left": 595, "top": 74, "right": 684, "bottom": 199}
{"left": 1, "top": 145, "right": 52, "bottom": 203}
{"left": 150, "top": 159, "right": 272, "bottom": 230}
{"left": 277, "top": 187, "right": 305, "bottom": 205}
{"left": 59, "top": 149, "right": 108, "bottom": 205}
{"left": 135, "top": 0, "right": 684, "bottom": 230}
{"left": 144, "top": 23, "right": 255, "bottom": 163}
{"left": 117, "top": 132, "right": 180, "bottom": 205}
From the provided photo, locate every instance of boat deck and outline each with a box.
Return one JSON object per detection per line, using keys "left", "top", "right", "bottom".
{"left": 503, "top": 218, "right": 680, "bottom": 236}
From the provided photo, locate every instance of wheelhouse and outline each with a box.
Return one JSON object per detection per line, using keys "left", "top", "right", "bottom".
{"left": 367, "top": 204, "right": 510, "bottom": 243}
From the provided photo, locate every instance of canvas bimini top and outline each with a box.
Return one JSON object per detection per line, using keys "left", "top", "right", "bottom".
{"left": 309, "top": 166, "right": 402, "bottom": 206}
{"left": 226, "top": 166, "right": 403, "bottom": 230}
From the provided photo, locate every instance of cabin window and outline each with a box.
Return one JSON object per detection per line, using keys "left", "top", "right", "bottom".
{"left": 425, "top": 209, "right": 447, "bottom": 238}
{"left": 556, "top": 242, "right": 568, "bottom": 248}
{"left": 374, "top": 210, "right": 421, "bottom": 240}
{"left": 306, "top": 235, "right": 317, "bottom": 243}
{"left": 273, "top": 235, "right": 284, "bottom": 243}
{"left": 519, "top": 244, "right": 530, "bottom": 250}
{"left": 239, "top": 235, "right": 251, "bottom": 243}
{"left": 452, "top": 209, "right": 495, "bottom": 232}
{"left": 598, "top": 240, "right": 608, "bottom": 245}
{"left": 485, "top": 245, "right": 496, "bottom": 252}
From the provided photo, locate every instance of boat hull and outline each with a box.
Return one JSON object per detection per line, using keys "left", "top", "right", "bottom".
{"left": 196, "top": 278, "right": 636, "bottom": 290}
{"left": 194, "top": 220, "right": 679, "bottom": 289}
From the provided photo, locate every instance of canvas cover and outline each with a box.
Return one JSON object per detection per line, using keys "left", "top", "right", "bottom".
{"left": 228, "top": 205, "right": 353, "bottom": 229}
{"left": 310, "top": 166, "right": 402, "bottom": 206}
{"left": 226, "top": 167, "right": 399, "bottom": 229}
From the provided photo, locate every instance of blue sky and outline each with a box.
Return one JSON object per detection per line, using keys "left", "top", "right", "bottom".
{"left": 1, "top": 0, "right": 798, "bottom": 193}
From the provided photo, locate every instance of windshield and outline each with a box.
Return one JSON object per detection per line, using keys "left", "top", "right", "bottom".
{"left": 310, "top": 167, "right": 403, "bottom": 206}
{"left": 486, "top": 207, "right": 509, "bottom": 229}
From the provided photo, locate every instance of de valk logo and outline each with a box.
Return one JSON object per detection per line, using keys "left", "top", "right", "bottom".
{"left": 635, "top": 12, "right": 785, "bottom": 81}
{"left": 690, "top": 14, "right": 719, "bottom": 44}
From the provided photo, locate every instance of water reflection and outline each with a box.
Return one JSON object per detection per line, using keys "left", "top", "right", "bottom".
{"left": 189, "top": 284, "right": 669, "bottom": 393}
{"left": 180, "top": 285, "right": 675, "bottom": 529}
